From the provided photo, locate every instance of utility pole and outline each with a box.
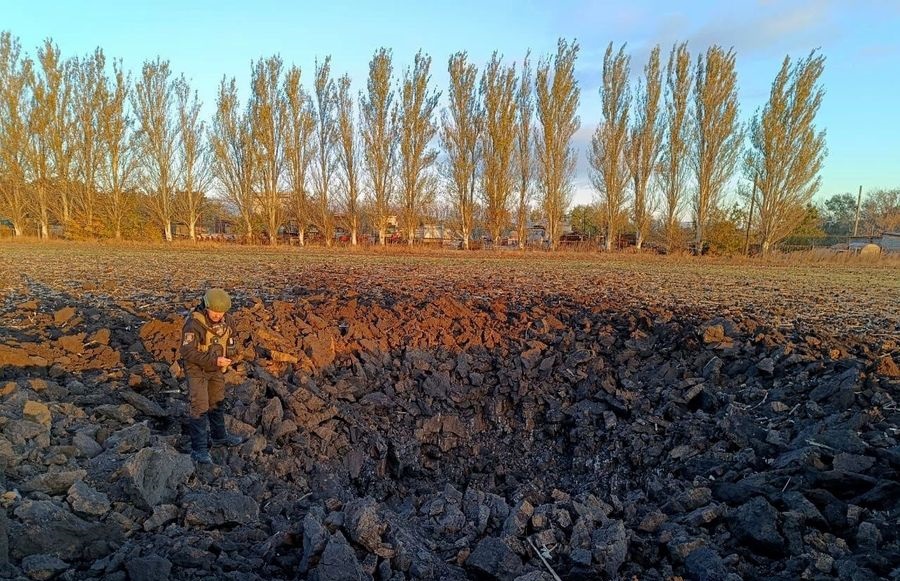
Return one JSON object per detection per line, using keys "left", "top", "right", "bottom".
{"left": 853, "top": 184, "right": 862, "bottom": 237}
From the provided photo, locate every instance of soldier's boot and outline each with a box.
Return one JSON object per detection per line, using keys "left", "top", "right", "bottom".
{"left": 208, "top": 406, "right": 243, "bottom": 447}
{"left": 188, "top": 415, "right": 213, "bottom": 464}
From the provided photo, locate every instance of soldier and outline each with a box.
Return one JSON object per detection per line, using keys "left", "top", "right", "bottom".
{"left": 179, "top": 288, "right": 244, "bottom": 464}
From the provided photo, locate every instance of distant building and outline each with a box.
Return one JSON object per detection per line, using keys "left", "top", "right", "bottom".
{"left": 846, "top": 232, "right": 899, "bottom": 253}
{"left": 520, "top": 219, "right": 574, "bottom": 246}
{"left": 416, "top": 222, "right": 460, "bottom": 244}
{"left": 880, "top": 232, "right": 900, "bottom": 253}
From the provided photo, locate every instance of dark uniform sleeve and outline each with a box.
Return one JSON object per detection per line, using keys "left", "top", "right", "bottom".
{"left": 179, "top": 318, "right": 222, "bottom": 372}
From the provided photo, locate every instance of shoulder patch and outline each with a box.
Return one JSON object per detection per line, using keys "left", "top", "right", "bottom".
{"left": 182, "top": 332, "right": 195, "bottom": 345}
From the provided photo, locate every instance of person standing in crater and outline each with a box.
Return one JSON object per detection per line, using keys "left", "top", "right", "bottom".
{"left": 179, "top": 287, "right": 244, "bottom": 464}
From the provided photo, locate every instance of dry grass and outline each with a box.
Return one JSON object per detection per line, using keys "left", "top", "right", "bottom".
{"left": 4, "top": 235, "right": 899, "bottom": 265}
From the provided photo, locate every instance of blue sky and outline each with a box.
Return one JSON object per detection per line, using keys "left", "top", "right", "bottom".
{"left": 5, "top": 0, "right": 899, "bottom": 206}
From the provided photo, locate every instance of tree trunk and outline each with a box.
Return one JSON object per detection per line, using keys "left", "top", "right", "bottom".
{"left": 189, "top": 221, "right": 196, "bottom": 241}
{"left": 164, "top": 222, "right": 173, "bottom": 242}
{"left": 665, "top": 220, "right": 677, "bottom": 254}
{"left": 635, "top": 231, "right": 644, "bottom": 250}
{"left": 379, "top": 227, "right": 386, "bottom": 246}
{"left": 323, "top": 210, "right": 332, "bottom": 247}
{"left": 39, "top": 200, "right": 50, "bottom": 239}
{"left": 61, "top": 192, "right": 71, "bottom": 227}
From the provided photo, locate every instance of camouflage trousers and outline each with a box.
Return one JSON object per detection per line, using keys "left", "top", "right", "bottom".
{"left": 186, "top": 370, "right": 225, "bottom": 418}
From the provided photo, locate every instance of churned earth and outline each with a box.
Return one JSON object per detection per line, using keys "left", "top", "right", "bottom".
{"left": 0, "top": 242, "right": 898, "bottom": 581}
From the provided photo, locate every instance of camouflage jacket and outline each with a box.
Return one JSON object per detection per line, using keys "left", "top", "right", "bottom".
{"left": 179, "top": 307, "right": 237, "bottom": 373}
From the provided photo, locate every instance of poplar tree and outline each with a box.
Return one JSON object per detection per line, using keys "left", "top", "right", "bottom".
{"left": 40, "top": 40, "right": 76, "bottom": 230}
{"left": 99, "top": 60, "right": 136, "bottom": 240}
{"left": 626, "top": 45, "right": 662, "bottom": 250}
{"left": 660, "top": 42, "right": 692, "bottom": 252}
{"left": 27, "top": 45, "right": 53, "bottom": 238}
{"left": 589, "top": 43, "right": 630, "bottom": 251}
{"left": 210, "top": 77, "right": 257, "bottom": 238}
{"left": 312, "top": 56, "right": 337, "bottom": 246}
{"left": 249, "top": 56, "right": 286, "bottom": 244}
{"left": 0, "top": 32, "right": 31, "bottom": 236}
{"left": 336, "top": 74, "right": 361, "bottom": 245}
{"left": 359, "top": 48, "right": 397, "bottom": 245}
{"left": 481, "top": 52, "right": 517, "bottom": 244}
{"left": 440, "top": 52, "right": 481, "bottom": 249}
{"left": 747, "top": 51, "right": 826, "bottom": 254}
{"left": 514, "top": 51, "right": 533, "bottom": 249}
{"left": 132, "top": 58, "right": 178, "bottom": 241}
{"left": 72, "top": 48, "right": 107, "bottom": 234}
{"left": 535, "top": 39, "right": 580, "bottom": 250}
{"left": 283, "top": 65, "right": 315, "bottom": 245}
{"left": 174, "top": 75, "right": 210, "bottom": 240}
{"left": 398, "top": 50, "right": 440, "bottom": 245}
{"left": 691, "top": 46, "right": 742, "bottom": 252}
{"left": 28, "top": 40, "right": 76, "bottom": 237}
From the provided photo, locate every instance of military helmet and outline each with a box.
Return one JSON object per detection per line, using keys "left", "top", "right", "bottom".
{"left": 203, "top": 288, "right": 232, "bottom": 312}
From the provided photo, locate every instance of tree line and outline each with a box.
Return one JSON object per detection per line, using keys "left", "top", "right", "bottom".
{"left": 0, "top": 30, "right": 877, "bottom": 253}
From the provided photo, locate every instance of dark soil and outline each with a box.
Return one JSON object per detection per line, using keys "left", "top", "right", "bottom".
{"left": 0, "top": 244, "right": 898, "bottom": 581}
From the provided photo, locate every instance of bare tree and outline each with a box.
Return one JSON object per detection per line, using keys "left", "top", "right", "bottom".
{"left": 691, "top": 46, "right": 742, "bottom": 251}
{"left": 336, "top": 74, "right": 361, "bottom": 245}
{"left": 0, "top": 32, "right": 31, "bottom": 236}
{"left": 359, "top": 48, "right": 397, "bottom": 245}
{"left": 283, "top": 65, "right": 315, "bottom": 246}
{"left": 535, "top": 39, "right": 580, "bottom": 250}
{"left": 72, "top": 48, "right": 107, "bottom": 234}
{"left": 132, "top": 58, "right": 178, "bottom": 241}
{"left": 26, "top": 48, "right": 53, "bottom": 238}
{"left": 398, "top": 50, "right": 440, "bottom": 246}
{"left": 249, "top": 56, "right": 286, "bottom": 245}
{"left": 312, "top": 57, "right": 337, "bottom": 246}
{"left": 174, "top": 75, "right": 210, "bottom": 240}
{"left": 860, "top": 188, "right": 900, "bottom": 234}
{"left": 589, "top": 43, "right": 630, "bottom": 251}
{"left": 210, "top": 77, "right": 256, "bottom": 239}
{"left": 37, "top": 40, "right": 76, "bottom": 231}
{"left": 626, "top": 45, "right": 662, "bottom": 250}
{"left": 660, "top": 42, "right": 692, "bottom": 252}
{"left": 514, "top": 51, "right": 533, "bottom": 249}
{"left": 440, "top": 52, "right": 481, "bottom": 250}
{"left": 29, "top": 40, "right": 78, "bottom": 238}
{"left": 746, "top": 51, "right": 826, "bottom": 254}
{"left": 99, "top": 60, "right": 136, "bottom": 240}
{"left": 481, "top": 52, "right": 517, "bottom": 245}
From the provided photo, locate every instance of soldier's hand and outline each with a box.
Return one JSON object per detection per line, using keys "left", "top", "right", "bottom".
{"left": 217, "top": 357, "right": 232, "bottom": 368}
